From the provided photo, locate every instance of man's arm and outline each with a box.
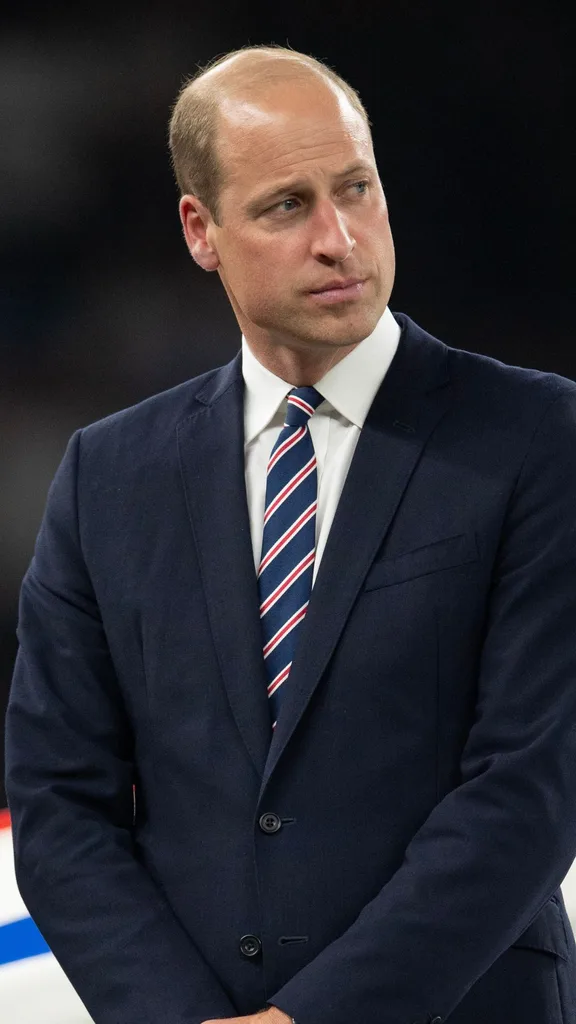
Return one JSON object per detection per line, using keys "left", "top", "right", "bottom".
{"left": 5, "top": 431, "right": 236, "bottom": 1024}
{"left": 268, "top": 390, "right": 576, "bottom": 1024}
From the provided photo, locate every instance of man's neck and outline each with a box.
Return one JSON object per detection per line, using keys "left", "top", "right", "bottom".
{"left": 243, "top": 336, "right": 359, "bottom": 386}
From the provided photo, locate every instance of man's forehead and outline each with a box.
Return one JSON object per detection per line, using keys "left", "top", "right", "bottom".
{"left": 221, "top": 124, "right": 373, "bottom": 201}
{"left": 218, "top": 77, "right": 360, "bottom": 133}
{"left": 216, "top": 86, "right": 370, "bottom": 179}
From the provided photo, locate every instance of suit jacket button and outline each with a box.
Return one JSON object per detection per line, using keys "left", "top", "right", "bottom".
{"left": 239, "top": 934, "right": 262, "bottom": 958}
{"left": 259, "top": 812, "right": 282, "bottom": 833}
{"left": 430, "top": 1017, "right": 443, "bottom": 1023}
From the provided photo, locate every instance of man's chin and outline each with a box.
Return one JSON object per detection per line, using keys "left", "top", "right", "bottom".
{"left": 300, "top": 305, "right": 382, "bottom": 347}
{"left": 253, "top": 302, "right": 383, "bottom": 352}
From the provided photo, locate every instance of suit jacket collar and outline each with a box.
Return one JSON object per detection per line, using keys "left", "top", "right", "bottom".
{"left": 177, "top": 314, "right": 452, "bottom": 788}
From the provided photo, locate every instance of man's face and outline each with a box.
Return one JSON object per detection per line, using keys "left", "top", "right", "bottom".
{"left": 203, "top": 78, "right": 395, "bottom": 354}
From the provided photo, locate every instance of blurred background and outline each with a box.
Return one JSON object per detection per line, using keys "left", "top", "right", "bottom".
{"left": 0, "top": 4, "right": 574, "bottom": 1015}
{"left": 0, "top": 6, "right": 569, "bottom": 1015}
{"left": 1, "top": 5, "right": 574, "bottom": 803}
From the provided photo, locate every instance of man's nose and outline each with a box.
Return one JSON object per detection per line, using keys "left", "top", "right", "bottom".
{"left": 309, "top": 202, "right": 355, "bottom": 263}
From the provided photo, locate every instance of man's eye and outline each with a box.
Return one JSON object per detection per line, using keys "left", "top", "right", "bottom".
{"left": 273, "top": 197, "right": 299, "bottom": 213}
{"left": 350, "top": 180, "right": 369, "bottom": 195}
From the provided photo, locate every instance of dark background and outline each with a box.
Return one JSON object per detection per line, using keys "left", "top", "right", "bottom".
{"left": 1, "top": 6, "right": 573, "bottom": 806}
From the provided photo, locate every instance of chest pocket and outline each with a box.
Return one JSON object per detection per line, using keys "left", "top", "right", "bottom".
{"left": 364, "top": 532, "right": 479, "bottom": 591}
{"left": 510, "top": 897, "right": 570, "bottom": 961}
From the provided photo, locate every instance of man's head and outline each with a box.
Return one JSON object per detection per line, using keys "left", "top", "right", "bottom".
{"left": 169, "top": 46, "right": 395, "bottom": 365}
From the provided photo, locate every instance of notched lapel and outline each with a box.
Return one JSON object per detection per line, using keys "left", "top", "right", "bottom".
{"left": 177, "top": 356, "right": 271, "bottom": 778}
{"left": 261, "top": 319, "right": 453, "bottom": 792}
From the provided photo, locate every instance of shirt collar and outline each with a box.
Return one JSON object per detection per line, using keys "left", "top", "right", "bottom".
{"left": 242, "top": 306, "right": 401, "bottom": 445}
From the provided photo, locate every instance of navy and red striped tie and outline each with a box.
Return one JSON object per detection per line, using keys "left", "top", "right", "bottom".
{"left": 257, "top": 386, "right": 324, "bottom": 730}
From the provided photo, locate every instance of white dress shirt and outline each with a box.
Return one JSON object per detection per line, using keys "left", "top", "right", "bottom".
{"left": 242, "top": 306, "right": 401, "bottom": 584}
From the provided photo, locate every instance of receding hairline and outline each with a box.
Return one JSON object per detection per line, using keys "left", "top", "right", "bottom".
{"left": 168, "top": 46, "right": 371, "bottom": 220}
{"left": 174, "top": 46, "right": 370, "bottom": 124}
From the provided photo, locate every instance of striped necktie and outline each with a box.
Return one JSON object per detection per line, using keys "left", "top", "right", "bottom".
{"left": 257, "top": 386, "right": 324, "bottom": 730}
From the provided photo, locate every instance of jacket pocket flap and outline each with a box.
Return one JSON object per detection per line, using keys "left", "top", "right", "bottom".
{"left": 364, "top": 532, "right": 478, "bottom": 591}
{"left": 511, "top": 899, "right": 569, "bottom": 961}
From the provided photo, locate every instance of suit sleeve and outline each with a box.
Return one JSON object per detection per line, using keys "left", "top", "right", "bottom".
{"left": 269, "top": 391, "right": 576, "bottom": 1024}
{"left": 4, "top": 430, "right": 236, "bottom": 1024}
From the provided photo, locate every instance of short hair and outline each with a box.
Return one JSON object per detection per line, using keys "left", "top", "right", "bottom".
{"left": 168, "top": 44, "right": 371, "bottom": 225}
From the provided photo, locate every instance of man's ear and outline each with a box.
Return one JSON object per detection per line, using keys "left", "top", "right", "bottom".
{"left": 179, "top": 195, "right": 220, "bottom": 271}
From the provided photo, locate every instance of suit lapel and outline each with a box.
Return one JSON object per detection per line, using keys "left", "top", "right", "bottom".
{"left": 260, "top": 317, "right": 453, "bottom": 793}
{"left": 177, "top": 355, "right": 271, "bottom": 779}
{"left": 176, "top": 319, "right": 454, "bottom": 791}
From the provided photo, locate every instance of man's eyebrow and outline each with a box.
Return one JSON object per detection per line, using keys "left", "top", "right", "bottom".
{"left": 245, "top": 162, "right": 373, "bottom": 214}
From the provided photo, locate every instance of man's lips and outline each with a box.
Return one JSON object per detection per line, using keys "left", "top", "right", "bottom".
{"left": 309, "top": 277, "right": 365, "bottom": 293}
{"left": 307, "top": 278, "right": 367, "bottom": 304}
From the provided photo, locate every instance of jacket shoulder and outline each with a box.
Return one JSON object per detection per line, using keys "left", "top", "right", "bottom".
{"left": 447, "top": 341, "right": 576, "bottom": 406}
{"left": 78, "top": 357, "right": 239, "bottom": 450}
{"left": 396, "top": 313, "right": 576, "bottom": 416}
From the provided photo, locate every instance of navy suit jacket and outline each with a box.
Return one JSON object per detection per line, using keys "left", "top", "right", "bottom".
{"left": 6, "top": 313, "right": 576, "bottom": 1024}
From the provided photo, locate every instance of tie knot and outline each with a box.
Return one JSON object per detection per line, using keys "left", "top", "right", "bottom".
{"left": 285, "top": 386, "right": 324, "bottom": 427}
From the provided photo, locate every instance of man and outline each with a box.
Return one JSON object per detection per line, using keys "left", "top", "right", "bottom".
{"left": 5, "top": 44, "right": 576, "bottom": 1024}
